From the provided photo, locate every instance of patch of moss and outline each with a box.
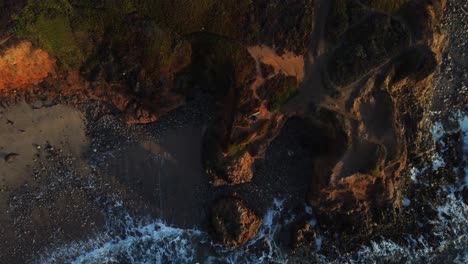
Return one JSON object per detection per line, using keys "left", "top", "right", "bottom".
{"left": 138, "top": 0, "right": 215, "bottom": 34}
{"left": 328, "top": 14, "right": 410, "bottom": 86}
{"left": 139, "top": 0, "right": 312, "bottom": 54}
{"left": 0, "top": 0, "right": 8, "bottom": 32}
{"left": 268, "top": 85, "right": 299, "bottom": 112}
{"left": 256, "top": 119, "right": 271, "bottom": 137}
{"left": 201, "top": 0, "right": 252, "bottom": 39}
{"left": 246, "top": 0, "right": 314, "bottom": 54}
{"left": 390, "top": 45, "right": 437, "bottom": 84}
{"left": 188, "top": 33, "right": 256, "bottom": 94}
{"left": 326, "top": 0, "right": 367, "bottom": 46}
{"left": 110, "top": 18, "right": 177, "bottom": 70}
{"left": 362, "top": 0, "right": 411, "bottom": 13}
{"left": 11, "top": 0, "right": 150, "bottom": 69}
{"left": 369, "top": 165, "right": 382, "bottom": 177}
{"left": 227, "top": 143, "right": 247, "bottom": 158}
{"left": 397, "top": 0, "right": 441, "bottom": 41}
{"left": 327, "top": 0, "right": 349, "bottom": 44}
{"left": 10, "top": 0, "right": 310, "bottom": 72}
{"left": 11, "top": 0, "right": 82, "bottom": 68}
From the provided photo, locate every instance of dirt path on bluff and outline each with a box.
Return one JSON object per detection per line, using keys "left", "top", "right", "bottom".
{"left": 284, "top": 0, "right": 331, "bottom": 114}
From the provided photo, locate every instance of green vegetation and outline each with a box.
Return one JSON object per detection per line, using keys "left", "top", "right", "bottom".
{"left": 389, "top": 45, "right": 437, "bottom": 84}
{"left": 10, "top": 0, "right": 255, "bottom": 70}
{"left": 137, "top": 0, "right": 253, "bottom": 39}
{"left": 9, "top": 0, "right": 311, "bottom": 71}
{"left": 328, "top": 14, "right": 410, "bottom": 86}
{"left": 11, "top": 0, "right": 83, "bottom": 68}
{"left": 227, "top": 143, "right": 247, "bottom": 158}
{"left": 268, "top": 86, "right": 299, "bottom": 112}
{"left": 327, "top": 0, "right": 350, "bottom": 45}
{"left": 10, "top": 0, "right": 189, "bottom": 70}
{"left": 141, "top": 0, "right": 214, "bottom": 34}
{"left": 256, "top": 119, "right": 272, "bottom": 137}
{"left": 369, "top": 164, "right": 382, "bottom": 177}
{"left": 362, "top": 0, "right": 411, "bottom": 13}
{"left": 203, "top": 1, "right": 252, "bottom": 39}
{"left": 188, "top": 33, "right": 256, "bottom": 95}
{"left": 0, "top": 0, "right": 8, "bottom": 32}
{"left": 326, "top": 0, "right": 410, "bottom": 47}
{"left": 326, "top": 0, "right": 366, "bottom": 46}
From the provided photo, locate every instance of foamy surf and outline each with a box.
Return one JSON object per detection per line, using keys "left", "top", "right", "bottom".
{"left": 39, "top": 199, "right": 292, "bottom": 264}
{"left": 40, "top": 113, "right": 468, "bottom": 264}
{"left": 336, "top": 112, "right": 468, "bottom": 263}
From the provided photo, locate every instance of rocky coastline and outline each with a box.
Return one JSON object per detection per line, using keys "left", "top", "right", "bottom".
{"left": 0, "top": 0, "right": 466, "bottom": 262}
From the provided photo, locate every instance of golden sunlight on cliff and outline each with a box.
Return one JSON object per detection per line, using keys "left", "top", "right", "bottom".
{"left": 0, "top": 41, "right": 56, "bottom": 91}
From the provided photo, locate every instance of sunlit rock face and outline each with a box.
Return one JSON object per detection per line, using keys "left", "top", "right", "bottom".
{"left": 0, "top": 41, "right": 55, "bottom": 91}
{"left": 0, "top": 0, "right": 466, "bottom": 262}
{"left": 211, "top": 197, "right": 262, "bottom": 247}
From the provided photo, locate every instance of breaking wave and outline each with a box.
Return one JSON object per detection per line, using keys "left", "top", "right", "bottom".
{"left": 41, "top": 113, "right": 467, "bottom": 263}
{"left": 337, "top": 112, "right": 468, "bottom": 263}
{"left": 338, "top": 194, "right": 468, "bottom": 264}
{"left": 39, "top": 199, "right": 293, "bottom": 264}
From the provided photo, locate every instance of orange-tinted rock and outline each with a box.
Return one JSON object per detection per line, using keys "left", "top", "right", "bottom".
{"left": 224, "top": 152, "right": 255, "bottom": 185}
{"left": 211, "top": 197, "right": 262, "bottom": 247}
{"left": 0, "top": 41, "right": 55, "bottom": 91}
{"left": 311, "top": 174, "right": 390, "bottom": 233}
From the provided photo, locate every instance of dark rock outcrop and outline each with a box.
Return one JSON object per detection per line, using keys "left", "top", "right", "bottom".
{"left": 211, "top": 197, "right": 262, "bottom": 247}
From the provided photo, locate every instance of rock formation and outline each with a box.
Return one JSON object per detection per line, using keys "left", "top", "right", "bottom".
{"left": 0, "top": 0, "right": 462, "bottom": 260}
{"left": 211, "top": 197, "right": 262, "bottom": 247}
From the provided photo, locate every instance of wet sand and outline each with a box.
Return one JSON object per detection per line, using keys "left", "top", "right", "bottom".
{"left": 0, "top": 102, "right": 96, "bottom": 263}
{"left": 101, "top": 126, "right": 208, "bottom": 228}
{"left": 0, "top": 99, "right": 213, "bottom": 262}
{"left": 0, "top": 102, "right": 88, "bottom": 189}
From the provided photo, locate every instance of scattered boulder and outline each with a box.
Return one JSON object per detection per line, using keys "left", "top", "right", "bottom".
{"left": 291, "top": 221, "right": 313, "bottom": 249}
{"left": 223, "top": 152, "right": 255, "bottom": 185}
{"left": 211, "top": 197, "right": 262, "bottom": 247}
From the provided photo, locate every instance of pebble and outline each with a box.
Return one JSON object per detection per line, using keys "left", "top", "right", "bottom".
{"left": 4, "top": 153, "right": 19, "bottom": 163}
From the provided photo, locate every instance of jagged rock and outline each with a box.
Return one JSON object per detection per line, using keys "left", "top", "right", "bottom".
{"left": 291, "top": 221, "right": 313, "bottom": 249}
{"left": 211, "top": 197, "right": 262, "bottom": 247}
{"left": 224, "top": 152, "right": 255, "bottom": 185}
{"left": 312, "top": 174, "right": 389, "bottom": 232}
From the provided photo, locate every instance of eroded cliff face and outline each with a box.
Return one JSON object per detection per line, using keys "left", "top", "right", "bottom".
{"left": 0, "top": 0, "right": 453, "bottom": 252}
{"left": 299, "top": 0, "right": 448, "bottom": 250}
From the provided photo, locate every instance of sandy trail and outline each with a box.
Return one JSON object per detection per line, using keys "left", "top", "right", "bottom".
{"left": 283, "top": 0, "right": 332, "bottom": 115}
{"left": 247, "top": 45, "right": 305, "bottom": 82}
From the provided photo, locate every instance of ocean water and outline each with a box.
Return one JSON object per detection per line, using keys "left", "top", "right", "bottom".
{"left": 40, "top": 113, "right": 468, "bottom": 264}
{"left": 344, "top": 112, "right": 468, "bottom": 264}
{"left": 40, "top": 199, "right": 293, "bottom": 264}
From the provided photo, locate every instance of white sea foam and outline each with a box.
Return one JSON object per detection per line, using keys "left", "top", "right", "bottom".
{"left": 432, "top": 152, "right": 446, "bottom": 170}
{"left": 460, "top": 114, "right": 468, "bottom": 186}
{"left": 40, "top": 199, "right": 292, "bottom": 264}
{"left": 41, "top": 113, "right": 468, "bottom": 263}
{"left": 402, "top": 198, "right": 411, "bottom": 207}
{"left": 410, "top": 167, "right": 420, "bottom": 183}
{"left": 339, "top": 112, "right": 468, "bottom": 263}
